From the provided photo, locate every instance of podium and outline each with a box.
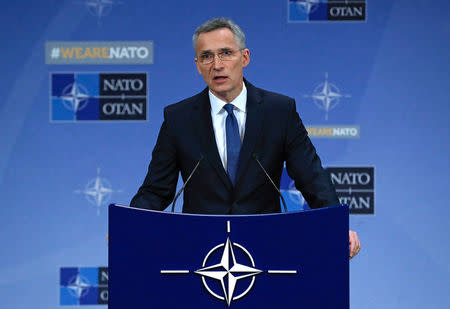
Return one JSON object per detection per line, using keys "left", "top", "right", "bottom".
{"left": 108, "top": 204, "right": 349, "bottom": 308}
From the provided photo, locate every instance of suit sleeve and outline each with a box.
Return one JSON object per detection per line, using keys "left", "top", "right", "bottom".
{"left": 130, "top": 109, "right": 179, "bottom": 210}
{"left": 284, "top": 100, "right": 339, "bottom": 209}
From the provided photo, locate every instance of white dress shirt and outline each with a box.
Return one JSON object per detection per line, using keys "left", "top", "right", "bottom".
{"left": 209, "top": 83, "right": 247, "bottom": 170}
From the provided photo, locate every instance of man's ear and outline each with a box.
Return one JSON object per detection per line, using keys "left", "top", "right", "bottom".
{"left": 241, "top": 48, "right": 250, "bottom": 68}
{"left": 194, "top": 58, "right": 201, "bottom": 74}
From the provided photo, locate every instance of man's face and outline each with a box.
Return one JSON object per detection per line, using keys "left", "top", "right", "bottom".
{"left": 195, "top": 28, "right": 250, "bottom": 103}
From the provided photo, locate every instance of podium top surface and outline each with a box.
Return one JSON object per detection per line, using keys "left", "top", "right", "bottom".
{"left": 110, "top": 203, "right": 348, "bottom": 218}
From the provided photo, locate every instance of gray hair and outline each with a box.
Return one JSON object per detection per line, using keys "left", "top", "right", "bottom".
{"left": 192, "top": 17, "right": 246, "bottom": 52}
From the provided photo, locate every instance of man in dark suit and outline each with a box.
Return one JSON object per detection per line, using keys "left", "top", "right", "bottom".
{"left": 130, "top": 18, "right": 360, "bottom": 258}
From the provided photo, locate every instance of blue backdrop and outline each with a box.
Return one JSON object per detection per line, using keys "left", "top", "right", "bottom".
{"left": 0, "top": 0, "right": 449, "bottom": 308}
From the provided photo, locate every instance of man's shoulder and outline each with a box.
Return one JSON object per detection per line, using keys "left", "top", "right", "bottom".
{"left": 248, "top": 82, "right": 295, "bottom": 110}
{"left": 163, "top": 88, "right": 207, "bottom": 115}
{"left": 258, "top": 87, "right": 294, "bottom": 102}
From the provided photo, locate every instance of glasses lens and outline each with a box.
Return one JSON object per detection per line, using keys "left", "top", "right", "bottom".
{"left": 220, "top": 51, "right": 233, "bottom": 61}
{"left": 200, "top": 53, "right": 212, "bottom": 64}
{"left": 199, "top": 49, "right": 240, "bottom": 64}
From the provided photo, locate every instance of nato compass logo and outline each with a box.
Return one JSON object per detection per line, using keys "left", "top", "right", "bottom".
{"left": 60, "top": 267, "right": 108, "bottom": 305}
{"left": 280, "top": 166, "right": 310, "bottom": 211}
{"left": 292, "top": 0, "right": 320, "bottom": 15}
{"left": 303, "top": 72, "right": 351, "bottom": 121}
{"left": 75, "top": 0, "right": 123, "bottom": 23}
{"left": 161, "top": 221, "right": 298, "bottom": 306}
{"left": 58, "top": 81, "right": 90, "bottom": 116}
{"left": 50, "top": 72, "right": 147, "bottom": 122}
{"left": 74, "top": 168, "right": 122, "bottom": 215}
{"left": 288, "top": 0, "right": 366, "bottom": 22}
{"left": 302, "top": 73, "right": 359, "bottom": 139}
{"left": 195, "top": 237, "right": 262, "bottom": 306}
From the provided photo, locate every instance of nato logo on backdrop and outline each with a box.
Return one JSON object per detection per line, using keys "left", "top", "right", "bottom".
{"left": 73, "top": 168, "right": 122, "bottom": 215}
{"left": 75, "top": 0, "right": 122, "bottom": 23}
{"left": 50, "top": 72, "right": 147, "bottom": 122}
{"left": 288, "top": 0, "right": 366, "bottom": 22}
{"left": 302, "top": 72, "right": 360, "bottom": 139}
{"left": 280, "top": 168, "right": 310, "bottom": 212}
{"left": 328, "top": 166, "right": 375, "bottom": 214}
{"left": 281, "top": 166, "right": 375, "bottom": 214}
{"left": 60, "top": 267, "right": 108, "bottom": 305}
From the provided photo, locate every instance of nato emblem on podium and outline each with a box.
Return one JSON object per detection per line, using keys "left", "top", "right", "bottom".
{"left": 160, "top": 221, "right": 298, "bottom": 306}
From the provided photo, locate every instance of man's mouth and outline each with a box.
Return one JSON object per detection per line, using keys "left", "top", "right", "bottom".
{"left": 213, "top": 76, "right": 228, "bottom": 81}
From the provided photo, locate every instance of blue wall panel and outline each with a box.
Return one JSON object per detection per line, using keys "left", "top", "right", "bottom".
{"left": 0, "top": 0, "right": 449, "bottom": 307}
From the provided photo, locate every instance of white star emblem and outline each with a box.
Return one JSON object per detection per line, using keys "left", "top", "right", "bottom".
{"left": 195, "top": 238, "right": 262, "bottom": 306}
{"left": 85, "top": 0, "right": 113, "bottom": 17}
{"left": 285, "top": 180, "right": 308, "bottom": 208}
{"left": 76, "top": 0, "right": 123, "bottom": 23}
{"left": 304, "top": 72, "right": 351, "bottom": 120}
{"left": 67, "top": 275, "right": 90, "bottom": 298}
{"left": 294, "top": 0, "right": 320, "bottom": 14}
{"left": 61, "top": 82, "right": 89, "bottom": 112}
{"left": 74, "top": 168, "right": 121, "bottom": 215}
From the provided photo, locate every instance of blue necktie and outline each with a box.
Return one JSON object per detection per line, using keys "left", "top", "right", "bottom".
{"left": 223, "top": 104, "right": 241, "bottom": 185}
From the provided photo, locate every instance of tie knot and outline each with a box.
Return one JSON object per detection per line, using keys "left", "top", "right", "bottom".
{"left": 223, "top": 104, "right": 235, "bottom": 115}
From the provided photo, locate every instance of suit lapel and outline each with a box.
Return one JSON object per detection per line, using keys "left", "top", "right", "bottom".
{"left": 191, "top": 88, "right": 233, "bottom": 190}
{"left": 235, "top": 81, "right": 263, "bottom": 188}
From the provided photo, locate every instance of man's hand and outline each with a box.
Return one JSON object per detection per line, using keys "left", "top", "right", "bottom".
{"left": 349, "top": 230, "right": 361, "bottom": 259}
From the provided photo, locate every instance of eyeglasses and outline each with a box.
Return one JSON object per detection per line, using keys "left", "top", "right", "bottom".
{"left": 197, "top": 49, "right": 243, "bottom": 65}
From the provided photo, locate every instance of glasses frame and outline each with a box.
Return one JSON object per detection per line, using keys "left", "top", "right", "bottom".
{"left": 197, "top": 48, "right": 244, "bottom": 65}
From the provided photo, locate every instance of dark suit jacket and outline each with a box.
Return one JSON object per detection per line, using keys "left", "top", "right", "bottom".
{"left": 130, "top": 80, "right": 338, "bottom": 214}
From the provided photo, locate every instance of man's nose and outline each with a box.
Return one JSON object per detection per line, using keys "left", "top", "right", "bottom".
{"left": 212, "top": 54, "right": 224, "bottom": 69}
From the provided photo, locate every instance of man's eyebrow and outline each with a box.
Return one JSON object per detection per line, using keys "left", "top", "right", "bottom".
{"left": 199, "top": 47, "right": 233, "bottom": 54}
{"left": 199, "top": 49, "right": 212, "bottom": 55}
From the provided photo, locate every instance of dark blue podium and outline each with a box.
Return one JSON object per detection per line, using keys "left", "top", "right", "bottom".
{"left": 108, "top": 204, "right": 349, "bottom": 308}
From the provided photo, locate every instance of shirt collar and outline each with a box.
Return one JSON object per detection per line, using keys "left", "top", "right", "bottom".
{"left": 209, "top": 82, "right": 247, "bottom": 115}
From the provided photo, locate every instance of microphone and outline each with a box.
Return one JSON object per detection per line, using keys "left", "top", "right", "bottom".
{"left": 170, "top": 155, "right": 203, "bottom": 212}
{"left": 252, "top": 153, "right": 288, "bottom": 213}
